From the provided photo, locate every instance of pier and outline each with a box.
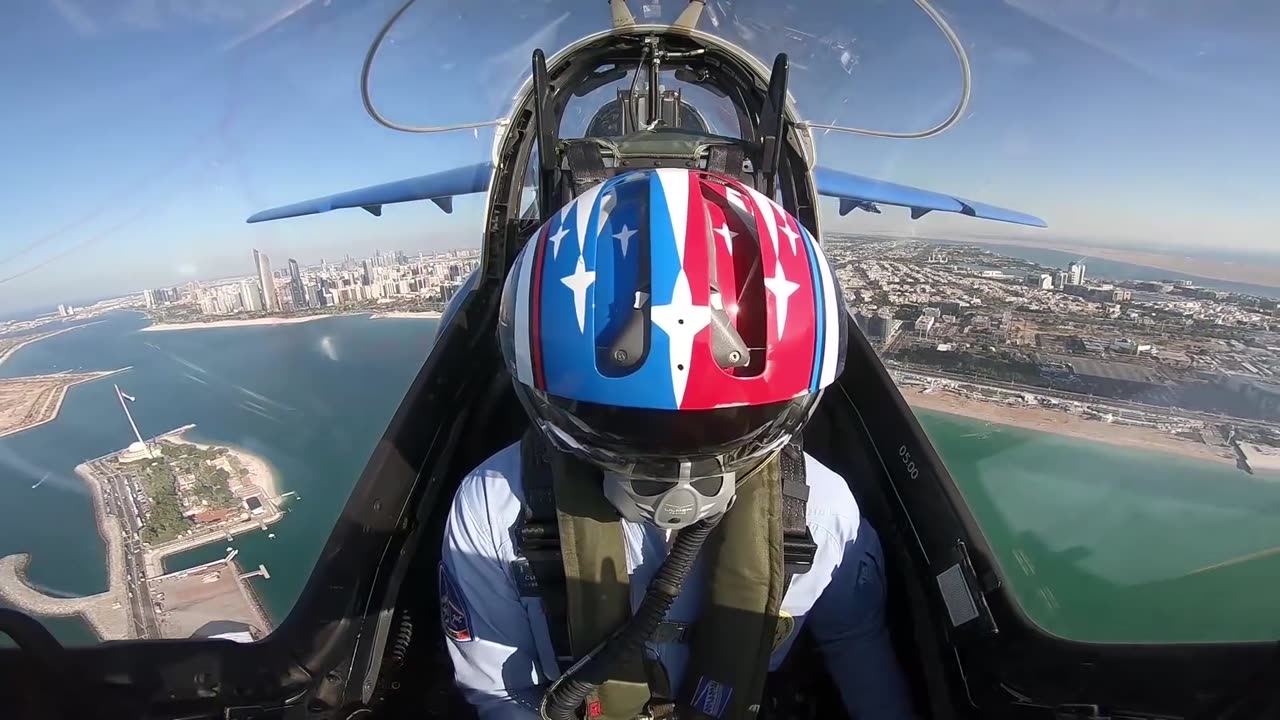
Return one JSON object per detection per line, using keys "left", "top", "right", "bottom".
{"left": 1, "top": 422, "right": 281, "bottom": 642}
{"left": 0, "top": 462, "right": 134, "bottom": 640}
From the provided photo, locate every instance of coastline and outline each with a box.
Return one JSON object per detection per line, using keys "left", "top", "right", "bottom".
{"left": 0, "top": 322, "right": 99, "bottom": 366}
{"left": 161, "top": 430, "right": 282, "bottom": 500}
{"left": 0, "top": 367, "right": 130, "bottom": 439}
{"left": 370, "top": 310, "right": 442, "bottom": 319}
{"left": 954, "top": 236, "right": 1280, "bottom": 290}
{"left": 140, "top": 315, "right": 334, "bottom": 332}
{"left": 0, "top": 463, "right": 132, "bottom": 641}
{"left": 141, "top": 309, "right": 442, "bottom": 332}
{"left": 903, "top": 388, "right": 1236, "bottom": 467}
{"left": 146, "top": 429, "right": 285, "bottom": 575}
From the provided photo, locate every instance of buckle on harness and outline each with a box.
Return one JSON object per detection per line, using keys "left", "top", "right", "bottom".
{"left": 651, "top": 621, "right": 691, "bottom": 644}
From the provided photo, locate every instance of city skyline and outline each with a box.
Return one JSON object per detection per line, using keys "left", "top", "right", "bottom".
{"left": 2, "top": 0, "right": 1278, "bottom": 313}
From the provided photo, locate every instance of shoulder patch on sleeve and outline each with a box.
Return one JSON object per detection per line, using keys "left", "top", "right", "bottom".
{"left": 439, "top": 562, "right": 475, "bottom": 643}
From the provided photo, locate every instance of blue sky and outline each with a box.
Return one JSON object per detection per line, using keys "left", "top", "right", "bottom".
{"left": 1, "top": 0, "right": 1277, "bottom": 313}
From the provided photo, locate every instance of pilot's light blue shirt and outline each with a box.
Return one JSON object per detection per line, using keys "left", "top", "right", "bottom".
{"left": 440, "top": 441, "right": 915, "bottom": 719}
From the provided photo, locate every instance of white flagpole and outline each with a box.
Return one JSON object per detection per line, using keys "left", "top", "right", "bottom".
{"left": 115, "top": 384, "right": 152, "bottom": 458}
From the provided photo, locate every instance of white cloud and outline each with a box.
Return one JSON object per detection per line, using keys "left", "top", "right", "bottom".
{"left": 49, "top": 0, "right": 97, "bottom": 35}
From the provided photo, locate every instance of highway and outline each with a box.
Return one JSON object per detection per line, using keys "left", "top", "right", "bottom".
{"left": 887, "top": 361, "right": 1274, "bottom": 431}
{"left": 93, "top": 459, "right": 159, "bottom": 639}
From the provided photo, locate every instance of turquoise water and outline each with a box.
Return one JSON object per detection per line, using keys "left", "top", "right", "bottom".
{"left": 0, "top": 312, "right": 436, "bottom": 638}
{"left": 919, "top": 411, "right": 1280, "bottom": 643}
{"left": 2, "top": 311, "right": 1278, "bottom": 647}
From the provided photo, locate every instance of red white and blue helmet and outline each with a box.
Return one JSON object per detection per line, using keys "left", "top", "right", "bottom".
{"left": 499, "top": 169, "right": 846, "bottom": 526}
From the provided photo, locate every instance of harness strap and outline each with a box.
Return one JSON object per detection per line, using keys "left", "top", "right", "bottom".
{"left": 513, "top": 431, "right": 818, "bottom": 719}
{"left": 676, "top": 457, "right": 785, "bottom": 720}
{"left": 552, "top": 445, "right": 651, "bottom": 719}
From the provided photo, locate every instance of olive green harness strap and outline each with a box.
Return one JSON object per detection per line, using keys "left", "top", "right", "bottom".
{"left": 551, "top": 449, "right": 651, "bottom": 720}
{"left": 677, "top": 457, "right": 786, "bottom": 720}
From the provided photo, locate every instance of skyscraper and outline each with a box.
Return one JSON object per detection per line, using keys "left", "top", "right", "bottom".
{"left": 253, "top": 249, "right": 277, "bottom": 311}
{"left": 361, "top": 260, "right": 372, "bottom": 286}
{"left": 240, "top": 279, "right": 263, "bottom": 312}
{"left": 1067, "top": 261, "right": 1086, "bottom": 286}
{"left": 288, "top": 258, "right": 307, "bottom": 309}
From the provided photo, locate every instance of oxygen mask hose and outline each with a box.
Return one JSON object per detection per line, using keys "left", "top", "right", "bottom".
{"left": 541, "top": 513, "right": 723, "bottom": 720}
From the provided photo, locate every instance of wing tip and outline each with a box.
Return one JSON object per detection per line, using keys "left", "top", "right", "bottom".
{"left": 815, "top": 164, "right": 1048, "bottom": 229}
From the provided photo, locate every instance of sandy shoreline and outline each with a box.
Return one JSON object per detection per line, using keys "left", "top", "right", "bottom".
{"left": 142, "top": 309, "right": 444, "bottom": 331}
{"left": 904, "top": 388, "right": 1236, "bottom": 467}
{"left": 141, "top": 315, "right": 334, "bottom": 332}
{"left": 162, "top": 430, "right": 281, "bottom": 499}
{"left": 371, "top": 310, "right": 442, "bottom": 319}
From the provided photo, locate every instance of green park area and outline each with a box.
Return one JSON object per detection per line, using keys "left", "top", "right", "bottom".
{"left": 124, "top": 443, "right": 242, "bottom": 544}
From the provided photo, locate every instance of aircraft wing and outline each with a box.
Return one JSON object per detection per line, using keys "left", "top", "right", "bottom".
{"left": 814, "top": 166, "right": 1047, "bottom": 228}
{"left": 245, "top": 162, "right": 494, "bottom": 223}
{"left": 243, "top": 161, "right": 1044, "bottom": 229}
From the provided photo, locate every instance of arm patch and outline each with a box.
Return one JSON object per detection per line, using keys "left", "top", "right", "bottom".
{"left": 439, "top": 562, "right": 475, "bottom": 643}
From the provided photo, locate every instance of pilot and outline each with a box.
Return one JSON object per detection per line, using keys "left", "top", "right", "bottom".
{"left": 439, "top": 168, "right": 915, "bottom": 720}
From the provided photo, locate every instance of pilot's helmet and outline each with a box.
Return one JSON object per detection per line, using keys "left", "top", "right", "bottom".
{"left": 498, "top": 168, "right": 847, "bottom": 529}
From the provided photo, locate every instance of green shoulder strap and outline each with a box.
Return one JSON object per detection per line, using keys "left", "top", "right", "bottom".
{"left": 550, "top": 448, "right": 651, "bottom": 720}
{"left": 678, "top": 455, "right": 786, "bottom": 720}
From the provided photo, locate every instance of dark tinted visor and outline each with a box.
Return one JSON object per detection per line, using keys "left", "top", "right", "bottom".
{"left": 525, "top": 389, "right": 817, "bottom": 479}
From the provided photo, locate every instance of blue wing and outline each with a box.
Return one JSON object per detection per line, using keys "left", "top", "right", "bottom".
{"left": 244, "top": 160, "right": 1044, "bottom": 229}
{"left": 245, "top": 162, "right": 494, "bottom": 223}
{"left": 814, "top": 166, "right": 1047, "bottom": 228}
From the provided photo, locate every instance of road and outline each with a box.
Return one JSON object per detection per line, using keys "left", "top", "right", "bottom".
{"left": 93, "top": 459, "right": 159, "bottom": 639}
{"left": 888, "top": 361, "right": 1273, "bottom": 431}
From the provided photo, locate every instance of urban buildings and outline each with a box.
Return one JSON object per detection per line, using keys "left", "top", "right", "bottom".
{"left": 141, "top": 248, "right": 482, "bottom": 320}
{"left": 288, "top": 259, "right": 306, "bottom": 310}
{"left": 254, "top": 249, "right": 277, "bottom": 312}
{"left": 1068, "top": 261, "right": 1087, "bottom": 286}
{"left": 829, "top": 235, "right": 1280, "bottom": 425}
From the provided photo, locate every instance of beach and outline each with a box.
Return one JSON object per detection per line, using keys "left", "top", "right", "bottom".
{"left": 161, "top": 431, "right": 281, "bottom": 500}
{"left": 370, "top": 310, "right": 442, "bottom": 319}
{"left": 141, "top": 315, "right": 334, "bottom": 332}
{"left": 903, "top": 387, "right": 1235, "bottom": 466}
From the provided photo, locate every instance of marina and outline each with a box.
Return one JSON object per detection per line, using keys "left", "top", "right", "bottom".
{"left": 0, "top": 419, "right": 283, "bottom": 641}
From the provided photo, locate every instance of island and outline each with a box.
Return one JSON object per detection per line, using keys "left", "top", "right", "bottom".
{"left": 0, "top": 426, "right": 285, "bottom": 641}
{"left": 0, "top": 369, "right": 129, "bottom": 438}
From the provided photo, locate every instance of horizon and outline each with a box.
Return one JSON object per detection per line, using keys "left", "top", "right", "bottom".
{"left": 2, "top": 0, "right": 1278, "bottom": 311}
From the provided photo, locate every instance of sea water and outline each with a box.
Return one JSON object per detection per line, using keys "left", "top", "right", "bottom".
{"left": 2, "top": 311, "right": 1278, "bottom": 646}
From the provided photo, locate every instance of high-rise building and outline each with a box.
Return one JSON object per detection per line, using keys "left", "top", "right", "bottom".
{"left": 253, "top": 249, "right": 277, "bottom": 311}
{"left": 1067, "top": 261, "right": 1086, "bottom": 286}
{"left": 1054, "top": 271, "right": 1068, "bottom": 290}
{"left": 361, "top": 260, "right": 372, "bottom": 286}
{"left": 240, "top": 280, "right": 263, "bottom": 312}
{"left": 288, "top": 258, "right": 307, "bottom": 309}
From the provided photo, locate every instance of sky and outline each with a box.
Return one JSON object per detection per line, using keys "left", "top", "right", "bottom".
{"left": 0, "top": 0, "right": 1277, "bottom": 313}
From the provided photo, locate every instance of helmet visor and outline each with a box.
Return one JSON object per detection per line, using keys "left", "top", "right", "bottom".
{"left": 522, "top": 389, "right": 818, "bottom": 480}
